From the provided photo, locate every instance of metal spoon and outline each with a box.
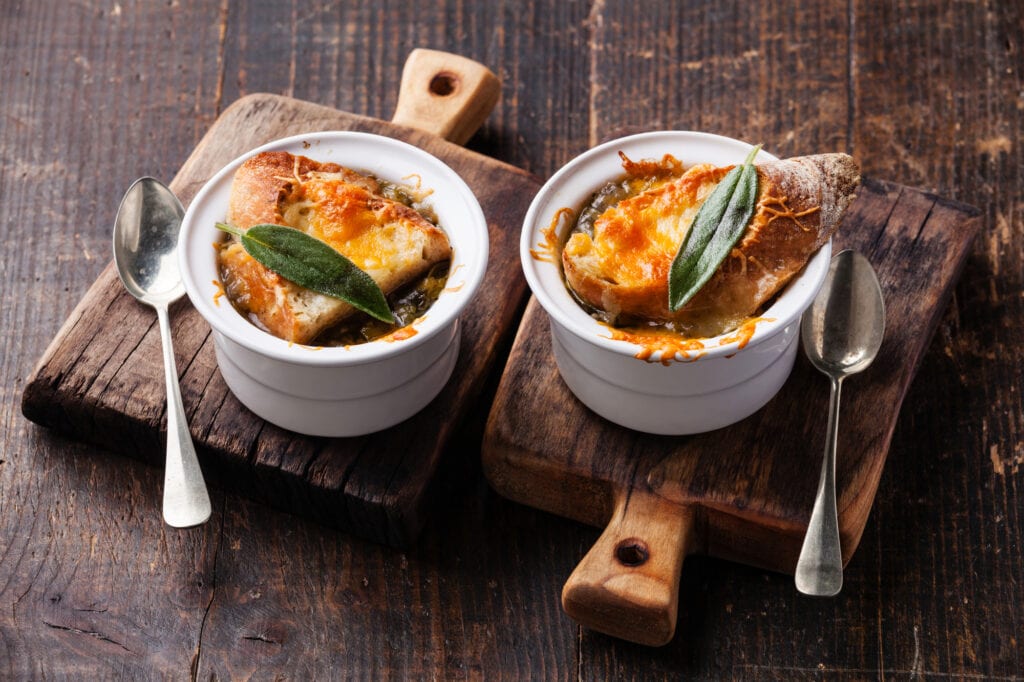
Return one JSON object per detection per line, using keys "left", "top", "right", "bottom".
{"left": 113, "top": 177, "right": 212, "bottom": 528}
{"left": 795, "top": 249, "right": 885, "bottom": 596}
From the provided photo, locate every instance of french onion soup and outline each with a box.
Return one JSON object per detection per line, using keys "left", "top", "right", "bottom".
{"left": 216, "top": 151, "right": 452, "bottom": 346}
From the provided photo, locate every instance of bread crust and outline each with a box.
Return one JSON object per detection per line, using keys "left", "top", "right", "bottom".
{"left": 218, "top": 151, "right": 452, "bottom": 344}
{"left": 562, "top": 153, "right": 860, "bottom": 337}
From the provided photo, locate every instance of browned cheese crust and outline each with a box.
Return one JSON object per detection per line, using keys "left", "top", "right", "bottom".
{"left": 218, "top": 151, "right": 452, "bottom": 344}
{"left": 561, "top": 153, "right": 860, "bottom": 337}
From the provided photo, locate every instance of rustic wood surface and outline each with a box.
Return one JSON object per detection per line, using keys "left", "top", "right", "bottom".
{"left": 21, "top": 92, "right": 539, "bottom": 548}
{"left": 1, "top": 0, "right": 1021, "bottom": 679}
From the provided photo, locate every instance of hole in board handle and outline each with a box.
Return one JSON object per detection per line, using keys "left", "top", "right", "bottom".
{"left": 615, "top": 539, "right": 650, "bottom": 567}
{"left": 429, "top": 72, "right": 459, "bottom": 97}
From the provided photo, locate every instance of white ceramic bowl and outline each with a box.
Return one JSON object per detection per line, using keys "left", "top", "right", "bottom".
{"left": 179, "top": 131, "right": 488, "bottom": 437}
{"left": 521, "top": 131, "right": 831, "bottom": 435}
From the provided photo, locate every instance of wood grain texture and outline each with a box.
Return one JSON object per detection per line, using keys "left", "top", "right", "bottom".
{"left": 21, "top": 93, "right": 540, "bottom": 548}
{"left": 2, "top": 0, "right": 1022, "bottom": 678}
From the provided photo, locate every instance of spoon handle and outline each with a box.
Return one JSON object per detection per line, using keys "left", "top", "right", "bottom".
{"left": 795, "top": 374, "right": 844, "bottom": 596}
{"left": 156, "top": 304, "right": 212, "bottom": 528}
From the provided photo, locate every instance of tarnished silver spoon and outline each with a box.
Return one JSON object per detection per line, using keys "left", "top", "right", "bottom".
{"left": 113, "top": 177, "right": 211, "bottom": 528}
{"left": 795, "top": 249, "right": 885, "bottom": 596}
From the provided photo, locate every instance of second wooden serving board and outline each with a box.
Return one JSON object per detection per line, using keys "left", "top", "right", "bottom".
{"left": 482, "top": 177, "right": 980, "bottom": 645}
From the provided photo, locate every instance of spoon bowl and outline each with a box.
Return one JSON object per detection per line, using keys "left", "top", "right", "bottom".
{"left": 113, "top": 177, "right": 211, "bottom": 528}
{"left": 795, "top": 249, "right": 885, "bottom": 596}
{"left": 114, "top": 180, "right": 187, "bottom": 304}
{"left": 800, "top": 251, "right": 885, "bottom": 377}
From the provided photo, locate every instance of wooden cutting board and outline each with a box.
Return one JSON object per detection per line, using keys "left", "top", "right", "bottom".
{"left": 22, "top": 50, "right": 540, "bottom": 548}
{"left": 482, "top": 177, "right": 980, "bottom": 645}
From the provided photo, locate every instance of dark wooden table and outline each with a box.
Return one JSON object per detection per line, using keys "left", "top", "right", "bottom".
{"left": 2, "top": 1, "right": 1021, "bottom": 678}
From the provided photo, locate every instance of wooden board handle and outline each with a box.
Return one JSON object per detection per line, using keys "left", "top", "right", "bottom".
{"left": 391, "top": 49, "right": 501, "bottom": 145}
{"left": 562, "top": 490, "right": 696, "bottom": 646}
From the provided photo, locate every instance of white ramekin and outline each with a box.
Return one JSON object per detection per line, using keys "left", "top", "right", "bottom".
{"left": 521, "top": 131, "right": 831, "bottom": 435}
{"left": 179, "top": 131, "right": 488, "bottom": 437}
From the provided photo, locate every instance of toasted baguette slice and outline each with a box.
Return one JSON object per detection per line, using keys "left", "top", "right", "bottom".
{"left": 218, "top": 151, "right": 451, "bottom": 344}
{"left": 562, "top": 153, "right": 860, "bottom": 337}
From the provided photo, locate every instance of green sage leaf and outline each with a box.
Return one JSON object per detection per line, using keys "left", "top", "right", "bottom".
{"left": 668, "top": 144, "right": 762, "bottom": 312}
{"left": 216, "top": 222, "right": 395, "bottom": 324}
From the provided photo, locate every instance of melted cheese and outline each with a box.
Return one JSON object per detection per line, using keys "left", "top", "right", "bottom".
{"left": 298, "top": 177, "right": 430, "bottom": 278}
{"left": 566, "top": 164, "right": 729, "bottom": 289}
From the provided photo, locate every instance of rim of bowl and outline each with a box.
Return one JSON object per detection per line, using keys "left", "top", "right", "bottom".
{"left": 520, "top": 130, "right": 831, "bottom": 361}
{"left": 179, "top": 130, "right": 489, "bottom": 366}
